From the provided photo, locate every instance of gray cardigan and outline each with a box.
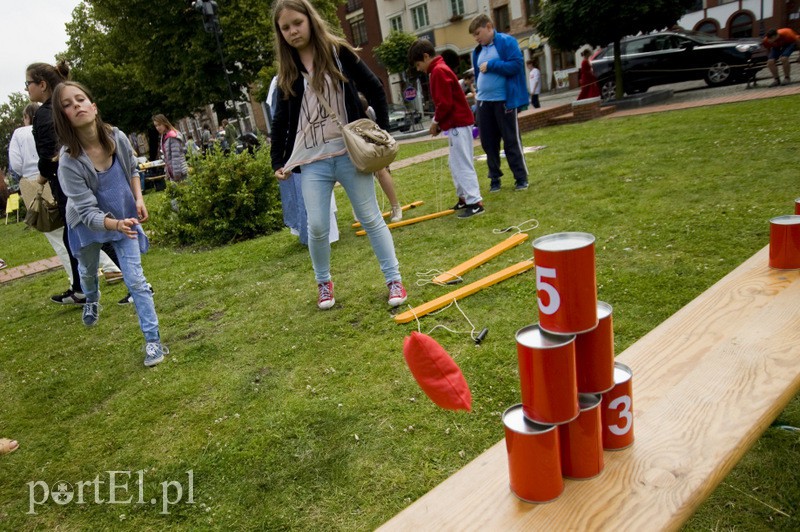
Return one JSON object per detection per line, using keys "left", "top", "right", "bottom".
{"left": 58, "top": 127, "right": 138, "bottom": 231}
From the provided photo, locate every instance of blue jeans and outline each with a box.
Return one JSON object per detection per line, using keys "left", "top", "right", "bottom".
{"left": 299, "top": 154, "right": 401, "bottom": 283}
{"left": 75, "top": 235, "right": 160, "bottom": 342}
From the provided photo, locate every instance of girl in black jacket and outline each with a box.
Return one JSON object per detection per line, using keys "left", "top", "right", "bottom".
{"left": 270, "top": 0, "right": 406, "bottom": 310}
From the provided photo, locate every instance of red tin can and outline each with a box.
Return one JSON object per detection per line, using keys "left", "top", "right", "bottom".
{"left": 601, "top": 362, "right": 635, "bottom": 450}
{"left": 558, "top": 394, "right": 604, "bottom": 479}
{"left": 795, "top": 198, "right": 800, "bottom": 215}
{"left": 769, "top": 215, "right": 800, "bottom": 270}
{"left": 502, "top": 404, "right": 564, "bottom": 503}
{"left": 532, "top": 232, "right": 598, "bottom": 334}
{"left": 574, "top": 301, "right": 615, "bottom": 394}
{"left": 516, "top": 324, "right": 579, "bottom": 425}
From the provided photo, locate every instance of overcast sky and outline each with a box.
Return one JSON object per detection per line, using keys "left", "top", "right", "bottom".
{"left": 0, "top": 0, "right": 81, "bottom": 105}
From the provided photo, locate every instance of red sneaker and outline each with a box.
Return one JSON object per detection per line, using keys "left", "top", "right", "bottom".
{"left": 387, "top": 280, "right": 407, "bottom": 307}
{"left": 317, "top": 281, "right": 335, "bottom": 310}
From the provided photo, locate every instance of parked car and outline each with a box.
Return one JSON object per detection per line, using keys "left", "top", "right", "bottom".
{"left": 591, "top": 31, "right": 768, "bottom": 100}
{"left": 387, "top": 104, "right": 421, "bottom": 133}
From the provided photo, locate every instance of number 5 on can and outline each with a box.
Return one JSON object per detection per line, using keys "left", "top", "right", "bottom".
{"left": 536, "top": 266, "right": 560, "bottom": 315}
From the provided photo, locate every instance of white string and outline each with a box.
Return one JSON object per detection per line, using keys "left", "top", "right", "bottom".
{"left": 414, "top": 269, "right": 464, "bottom": 286}
{"left": 410, "top": 299, "right": 479, "bottom": 342}
{"left": 493, "top": 218, "right": 540, "bottom": 236}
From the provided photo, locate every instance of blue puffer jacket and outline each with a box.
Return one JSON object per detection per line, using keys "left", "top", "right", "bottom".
{"left": 472, "top": 30, "right": 528, "bottom": 110}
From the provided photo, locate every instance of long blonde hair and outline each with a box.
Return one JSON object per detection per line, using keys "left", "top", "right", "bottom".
{"left": 272, "top": 0, "right": 359, "bottom": 98}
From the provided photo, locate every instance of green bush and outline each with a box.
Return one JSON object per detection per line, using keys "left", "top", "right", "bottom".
{"left": 149, "top": 144, "right": 283, "bottom": 247}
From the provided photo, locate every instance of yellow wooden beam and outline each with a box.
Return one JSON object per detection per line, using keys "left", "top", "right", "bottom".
{"left": 393, "top": 259, "right": 535, "bottom": 324}
{"left": 356, "top": 209, "right": 455, "bottom": 236}
{"left": 432, "top": 233, "right": 530, "bottom": 285}
{"left": 351, "top": 200, "right": 425, "bottom": 228}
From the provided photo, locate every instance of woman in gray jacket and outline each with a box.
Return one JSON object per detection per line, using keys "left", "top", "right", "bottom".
{"left": 53, "top": 81, "right": 168, "bottom": 368}
{"left": 152, "top": 114, "right": 187, "bottom": 182}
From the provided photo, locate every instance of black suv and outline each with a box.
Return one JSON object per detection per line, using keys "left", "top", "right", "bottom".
{"left": 592, "top": 31, "right": 768, "bottom": 100}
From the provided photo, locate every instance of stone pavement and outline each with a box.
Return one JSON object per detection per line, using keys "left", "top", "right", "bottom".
{"left": 3, "top": 79, "right": 799, "bottom": 285}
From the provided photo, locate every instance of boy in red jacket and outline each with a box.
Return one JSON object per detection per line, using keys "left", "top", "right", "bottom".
{"left": 409, "top": 39, "right": 484, "bottom": 218}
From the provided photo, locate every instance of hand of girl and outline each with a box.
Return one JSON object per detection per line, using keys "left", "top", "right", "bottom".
{"left": 136, "top": 199, "right": 149, "bottom": 222}
{"left": 117, "top": 218, "right": 139, "bottom": 239}
{"left": 275, "top": 167, "right": 288, "bottom": 181}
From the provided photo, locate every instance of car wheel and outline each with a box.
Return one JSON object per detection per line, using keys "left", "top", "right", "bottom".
{"left": 705, "top": 61, "right": 731, "bottom": 86}
{"left": 600, "top": 79, "right": 616, "bottom": 101}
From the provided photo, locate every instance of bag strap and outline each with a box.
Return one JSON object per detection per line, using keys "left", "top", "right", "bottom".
{"left": 301, "top": 72, "right": 345, "bottom": 130}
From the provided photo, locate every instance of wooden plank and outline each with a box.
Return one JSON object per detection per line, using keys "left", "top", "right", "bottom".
{"left": 393, "top": 259, "right": 535, "bottom": 324}
{"left": 432, "top": 233, "right": 529, "bottom": 285}
{"left": 351, "top": 200, "right": 425, "bottom": 228}
{"left": 379, "top": 246, "right": 800, "bottom": 531}
{"left": 356, "top": 209, "right": 455, "bottom": 237}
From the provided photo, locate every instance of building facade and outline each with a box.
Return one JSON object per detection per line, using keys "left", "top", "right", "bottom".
{"left": 678, "top": 0, "right": 800, "bottom": 38}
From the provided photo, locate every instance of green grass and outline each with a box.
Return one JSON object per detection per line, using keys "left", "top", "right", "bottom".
{"left": 1, "top": 96, "right": 798, "bottom": 530}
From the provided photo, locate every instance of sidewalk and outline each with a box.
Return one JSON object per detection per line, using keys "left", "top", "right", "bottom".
{"left": 0, "top": 256, "right": 62, "bottom": 285}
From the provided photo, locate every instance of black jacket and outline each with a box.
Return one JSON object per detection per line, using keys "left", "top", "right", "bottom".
{"left": 270, "top": 45, "right": 389, "bottom": 172}
{"left": 31, "top": 99, "right": 67, "bottom": 204}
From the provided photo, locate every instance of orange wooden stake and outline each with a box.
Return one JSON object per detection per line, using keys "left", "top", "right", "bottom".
{"left": 352, "top": 200, "right": 425, "bottom": 228}
{"left": 432, "top": 233, "right": 530, "bottom": 285}
{"left": 393, "top": 259, "right": 535, "bottom": 324}
{"left": 356, "top": 209, "right": 455, "bottom": 236}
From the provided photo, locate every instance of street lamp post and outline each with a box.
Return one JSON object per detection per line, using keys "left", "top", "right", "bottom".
{"left": 193, "top": 0, "right": 238, "bottom": 117}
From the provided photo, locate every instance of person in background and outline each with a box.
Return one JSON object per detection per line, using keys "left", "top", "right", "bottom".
{"left": 527, "top": 58, "right": 541, "bottom": 109}
{"left": 201, "top": 123, "right": 213, "bottom": 154}
{"left": 152, "top": 114, "right": 187, "bottom": 182}
{"left": 222, "top": 119, "right": 238, "bottom": 152}
{"left": 577, "top": 49, "right": 601, "bottom": 100}
{"left": 409, "top": 39, "right": 484, "bottom": 219}
{"left": 459, "top": 70, "right": 477, "bottom": 114}
{"left": 270, "top": 0, "right": 406, "bottom": 310}
{"left": 185, "top": 133, "right": 201, "bottom": 156}
{"left": 358, "top": 93, "right": 403, "bottom": 222}
{"left": 469, "top": 14, "right": 529, "bottom": 192}
{"left": 53, "top": 81, "right": 168, "bottom": 367}
{"left": 10, "top": 102, "right": 123, "bottom": 287}
{"left": 763, "top": 27, "right": 800, "bottom": 87}
{"left": 27, "top": 61, "right": 125, "bottom": 305}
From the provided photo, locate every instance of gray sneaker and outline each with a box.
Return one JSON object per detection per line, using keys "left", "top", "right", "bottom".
{"left": 82, "top": 302, "right": 100, "bottom": 327}
{"left": 144, "top": 342, "right": 169, "bottom": 367}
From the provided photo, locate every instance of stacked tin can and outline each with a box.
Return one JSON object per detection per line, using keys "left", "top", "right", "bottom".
{"left": 502, "top": 232, "right": 635, "bottom": 503}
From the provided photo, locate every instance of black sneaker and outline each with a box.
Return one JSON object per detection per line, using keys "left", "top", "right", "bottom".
{"left": 489, "top": 181, "right": 501, "bottom": 193}
{"left": 458, "top": 203, "right": 485, "bottom": 219}
{"left": 515, "top": 182, "right": 529, "bottom": 191}
{"left": 451, "top": 197, "right": 467, "bottom": 210}
{"left": 118, "top": 283, "right": 154, "bottom": 305}
{"left": 51, "top": 289, "right": 86, "bottom": 305}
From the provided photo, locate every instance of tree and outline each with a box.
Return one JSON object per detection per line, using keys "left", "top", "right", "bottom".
{"left": 0, "top": 92, "right": 31, "bottom": 174}
{"left": 374, "top": 31, "right": 419, "bottom": 78}
{"left": 536, "top": 0, "right": 695, "bottom": 100}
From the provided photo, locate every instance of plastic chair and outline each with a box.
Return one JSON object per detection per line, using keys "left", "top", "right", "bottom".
{"left": 5, "top": 193, "right": 19, "bottom": 224}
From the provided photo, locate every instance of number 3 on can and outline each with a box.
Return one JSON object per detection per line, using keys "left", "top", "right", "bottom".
{"left": 608, "top": 395, "right": 633, "bottom": 436}
{"left": 536, "top": 266, "right": 560, "bottom": 315}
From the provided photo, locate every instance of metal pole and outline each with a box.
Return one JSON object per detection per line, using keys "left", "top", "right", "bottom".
{"left": 213, "top": 23, "right": 238, "bottom": 117}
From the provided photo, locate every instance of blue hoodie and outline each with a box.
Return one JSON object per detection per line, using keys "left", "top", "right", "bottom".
{"left": 472, "top": 30, "right": 528, "bottom": 110}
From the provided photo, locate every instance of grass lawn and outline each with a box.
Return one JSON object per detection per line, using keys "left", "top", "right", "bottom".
{"left": 1, "top": 96, "right": 798, "bottom": 530}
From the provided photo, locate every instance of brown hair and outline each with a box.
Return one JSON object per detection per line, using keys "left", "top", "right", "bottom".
{"left": 52, "top": 81, "right": 115, "bottom": 159}
{"left": 152, "top": 113, "right": 176, "bottom": 132}
{"left": 468, "top": 14, "right": 492, "bottom": 34}
{"left": 272, "top": 0, "right": 358, "bottom": 98}
{"left": 26, "top": 61, "right": 70, "bottom": 100}
{"left": 408, "top": 39, "right": 436, "bottom": 64}
{"left": 23, "top": 103, "right": 40, "bottom": 124}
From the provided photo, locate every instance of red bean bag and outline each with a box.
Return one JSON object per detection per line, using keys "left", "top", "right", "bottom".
{"left": 403, "top": 331, "right": 472, "bottom": 411}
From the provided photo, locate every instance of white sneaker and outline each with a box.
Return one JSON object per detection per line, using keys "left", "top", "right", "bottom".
{"left": 389, "top": 205, "right": 403, "bottom": 223}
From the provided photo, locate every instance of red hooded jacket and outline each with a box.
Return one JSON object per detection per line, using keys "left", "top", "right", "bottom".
{"left": 427, "top": 56, "right": 475, "bottom": 131}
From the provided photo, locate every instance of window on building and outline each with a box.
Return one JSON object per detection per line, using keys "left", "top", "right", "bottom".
{"left": 450, "top": 0, "right": 465, "bottom": 17}
{"left": 412, "top": 4, "right": 429, "bottom": 30}
{"left": 729, "top": 13, "right": 753, "bottom": 38}
{"left": 493, "top": 6, "right": 510, "bottom": 33}
{"left": 525, "top": 0, "right": 542, "bottom": 20}
{"left": 390, "top": 16, "right": 403, "bottom": 32}
{"left": 350, "top": 15, "right": 368, "bottom": 46}
{"left": 346, "top": 0, "right": 363, "bottom": 13}
{"left": 695, "top": 20, "right": 718, "bottom": 35}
